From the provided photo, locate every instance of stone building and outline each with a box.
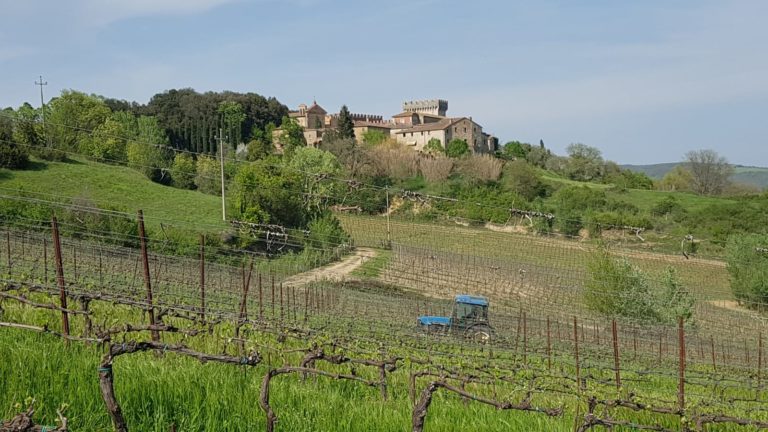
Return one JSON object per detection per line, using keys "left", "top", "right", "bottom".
{"left": 275, "top": 98, "right": 496, "bottom": 153}
{"left": 390, "top": 100, "right": 496, "bottom": 153}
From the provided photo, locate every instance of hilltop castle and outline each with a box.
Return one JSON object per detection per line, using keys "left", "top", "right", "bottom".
{"left": 278, "top": 99, "right": 497, "bottom": 154}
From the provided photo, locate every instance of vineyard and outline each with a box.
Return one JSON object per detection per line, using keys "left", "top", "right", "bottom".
{"left": 2, "top": 203, "right": 768, "bottom": 431}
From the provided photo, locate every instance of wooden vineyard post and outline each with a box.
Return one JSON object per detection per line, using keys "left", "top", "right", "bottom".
{"left": 239, "top": 261, "right": 253, "bottom": 323}
{"left": 678, "top": 317, "right": 686, "bottom": 413}
{"left": 711, "top": 336, "right": 717, "bottom": 372}
{"left": 137, "top": 210, "right": 159, "bottom": 343}
{"left": 271, "top": 275, "right": 275, "bottom": 318}
{"left": 6, "top": 231, "right": 10, "bottom": 274}
{"left": 304, "top": 286, "right": 309, "bottom": 324}
{"left": 612, "top": 319, "right": 621, "bottom": 392}
{"left": 279, "top": 283, "right": 284, "bottom": 323}
{"left": 574, "top": 316, "right": 581, "bottom": 393}
{"left": 43, "top": 237, "right": 48, "bottom": 284}
{"left": 51, "top": 216, "right": 70, "bottom": 344}
{"left": 73, "top": 246, "right": 78, "bottom": 283}
{"left": 522, "top": 311, "right": 527, "bottom": 366}
{"left": 759, "top": 332, "right": 763, "bottom": 397}
{"left": 200, "top": 234, "right": 206, "bottom": 323}
{"left": 546, "top": 316, "right": 552, "bottom": 371}
{"left": 258, "top": 273, "right": 263, "bottom": 321}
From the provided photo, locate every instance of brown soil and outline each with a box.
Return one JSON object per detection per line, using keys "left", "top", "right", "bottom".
{"left": 281, "top": 248, "right": 377, "bottom": 287}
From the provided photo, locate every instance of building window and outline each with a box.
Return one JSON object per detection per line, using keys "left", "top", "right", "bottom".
{"left": 421, "top": 132, "right": 424, "bottom": 136}
{"left": 464, "top": 127, "right": 467, "bottom": 132}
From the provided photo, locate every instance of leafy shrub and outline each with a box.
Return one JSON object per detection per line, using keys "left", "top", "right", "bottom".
{"left": 304, "top": 213, "right": 349, "bottom": 250}
{"left": 171, "top": 153, "right": 197, "bottom": 189}
{"left": 30, "top": 146, "right": 67, "bottom": 162}
{"left": 650, "top": 196, "right": 685, "bottom": 218}
{"left": 445, "top": 139, "right": 469, "bottom": 158}
{"left": 195, "top": 156, "right": 221, "bottom": 195}
{"left": 127, "top": 141, "right": 172, "bottom": 183}
{"left": 503, "top": 160, "right": 550, "bottom": 201}
{"left": 424, "top": 138, "right": 444, "bottom": 155}
{"left": 584, "top": 247, "right": 694, "bottom": 323}
{"left": 551, "top": 186, "right": 607, "bottom": 213}
{"left": 726, "top": 233, "right": 768, "bottom": 309}
{"left": 0, "top": 142, "right": 28, "bottom": 169}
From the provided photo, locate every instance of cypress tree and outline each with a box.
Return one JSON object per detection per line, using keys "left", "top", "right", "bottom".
{"left": 337, "top": 105, "right": 355, "bottom": 139}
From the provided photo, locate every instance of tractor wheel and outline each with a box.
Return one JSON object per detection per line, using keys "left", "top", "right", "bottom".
{"left": 467, "top": 326, "right": 492, "bottom": 344}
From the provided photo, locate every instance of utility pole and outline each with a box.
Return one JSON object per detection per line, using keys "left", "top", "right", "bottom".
{"left": 34, "top": 75, "right": 49, "bottom": 147}
{"left": 218, "top": 128, "right": 227, "bottom": 221}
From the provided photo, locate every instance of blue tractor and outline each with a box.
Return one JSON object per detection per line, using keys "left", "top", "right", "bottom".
{"left": 417, "top": 295, "right": 493, "bottom": 343}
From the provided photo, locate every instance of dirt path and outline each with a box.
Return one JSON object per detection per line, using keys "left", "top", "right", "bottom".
{"left": 281, "top": 248, "right": 377, "bottom": 287}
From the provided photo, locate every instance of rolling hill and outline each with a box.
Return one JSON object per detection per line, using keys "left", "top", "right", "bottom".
{"left": 622, "top": 162, "right": 768, "bottom": 189}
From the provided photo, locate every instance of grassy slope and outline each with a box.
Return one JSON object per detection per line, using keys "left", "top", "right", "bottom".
{"left": 0, "top": 157, "right": 224, "bottom": 229}
{"left": 623, "top": 162, "right": 768, "bottom": 188}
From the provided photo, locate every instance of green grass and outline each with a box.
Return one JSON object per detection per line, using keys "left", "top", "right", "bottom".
{"left": 351, "top": 249, "right": 392, "bottom": 278}
{"left": 605, "top": 188, "right": 734, "bottom": 214}
{"left": 0, "top": 157, "right": 224, "bottom": 229}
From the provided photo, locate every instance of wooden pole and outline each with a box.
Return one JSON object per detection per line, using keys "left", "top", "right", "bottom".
{"left": 678, "top": 317, "right": 686, "bottom": 413}
{"left": 546, "top": 316, "right": 552, "bottom": 371}
{"left": 200, "top": 234, "right": 206, "bottom": 323}
{"left": 612, "top": 319, "right": 621, "bottom": 392}
{"left": 137, "top": 210, "right": 159, "bottom": 342}
{"left": 574, "top": 316, "right": 581, "bottom": 392}
{"left": 51, "top": 216, "right": 70, "bottom": 343}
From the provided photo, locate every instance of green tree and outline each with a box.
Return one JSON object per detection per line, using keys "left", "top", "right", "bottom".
{"left": 195, "top": 155, "right": 221, "bottom": 195}
{"left": 12, "top": 103, "right": 44, "bottom": 149}
{"left": 726, "top": 233, "right": 768, "bottom": 309}
{"left": 0, "top": 113, "right": 28, "bottom": 169}
{"left": 48, "top": 90, "right": 110, "bottom": 152}
{"left": 127, "top": 116, "right": 172, "bottom": 182}
{"left": 231, "top": 156, "right": 305, "bottom": 227}
{"left": 171, "top": 153, "right": 197, "bottom": 189}
{"left": 337, "top": 105, "right": 355, "bottom": 140}
{"left": 81, "top": 117, "right": 128, "bottom": 162}
{"left": 502, "top": 160, "right": 549, "bottom": 201}
{"left": 657, "top": 165, "right": 693, "bottom": 192}
{"left": 500, "top": 141, "right": 531, "bottom": 160}
{"left": 218, "top": 101, "right": 247, "bottom": 148}
{"left": 246, "top": 126, "right": 273, "bottom": 161}
{"left": 565, "top": 143, "right": 604, "bottom": 181}
{"left": 276, "top": 116, "right": 306, "bottom": 156}
{"left": 424, "top": 138, "right": 444, "bottom": 155}
{"left": 585, "top": 247, "right": 693, "bottom": 323}
{"left": 445, "top": 138, "right": 469, "bottom": 158}
{"left": 287, "top": 147, "right": 343, "bottom": 214}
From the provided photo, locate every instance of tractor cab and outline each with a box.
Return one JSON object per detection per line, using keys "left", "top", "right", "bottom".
{"left": 417, "top": 295, "right": 492, "bottom": 342}
{"left": 451, "top": 295, "right": 489, "bottom": 329}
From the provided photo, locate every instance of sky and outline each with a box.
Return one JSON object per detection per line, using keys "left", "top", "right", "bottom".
{"left": 1, "top": 0, "right": 767, "bottom": 166}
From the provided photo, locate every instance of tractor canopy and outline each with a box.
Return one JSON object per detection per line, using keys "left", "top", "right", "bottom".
{"left": 454, "top": 295, "right": 488, "bottom": 306}
{"left": 417, "top": 316, "right": 451, "bottom": 326}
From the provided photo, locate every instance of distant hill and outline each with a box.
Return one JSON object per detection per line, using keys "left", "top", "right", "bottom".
{"left": 622, "top": 163, "right": 768, "bottom": 189}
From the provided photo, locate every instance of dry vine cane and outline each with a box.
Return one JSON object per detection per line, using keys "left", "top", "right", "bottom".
{"left": 0, "top": 399, "right": 68, "bottom": 432}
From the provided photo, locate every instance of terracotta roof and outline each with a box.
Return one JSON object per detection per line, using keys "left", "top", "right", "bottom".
{"left": 306, "top": 103, "right": 327, "bottom": 114}
{"left": 392, "top": 111, "right": 418, "bottom": 118}
{"left": 354, "top": 121, "right": 393, "bottom": 129}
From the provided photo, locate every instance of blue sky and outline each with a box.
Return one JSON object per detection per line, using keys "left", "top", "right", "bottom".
{"left": 2, "top": 0, "right": 767, "bottom": 166}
